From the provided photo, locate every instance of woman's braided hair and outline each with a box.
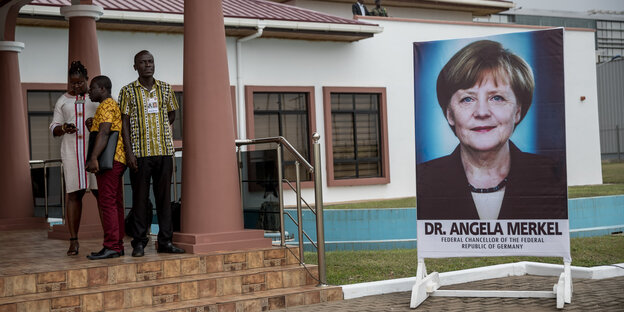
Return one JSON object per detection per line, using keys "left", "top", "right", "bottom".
{"left": 68, "top": 61, "right": 88, "bottom": 80}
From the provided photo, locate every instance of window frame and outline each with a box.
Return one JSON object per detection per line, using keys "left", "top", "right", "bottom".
{"left": 245, "top": 85, "right": 317, "bottom": 188}
{"left": 22, "top": 83, "right": 68, "bottom": 160}
{"left": 323, "top": 86, "right": 390, "bottom": 186}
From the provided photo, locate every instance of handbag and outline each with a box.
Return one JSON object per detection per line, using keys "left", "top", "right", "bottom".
{"left": 86, "top": 131, "right": 119, "bottom": 170}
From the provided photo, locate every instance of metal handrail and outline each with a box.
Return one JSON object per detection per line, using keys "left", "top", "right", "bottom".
{"left": 235, "top": 133, "right": 327, "bottom": 286}
{"left": 284, "top": 180, "right": 315, "bottom": 213}
{"left": 29, "top": 159, "right": 64, "bottom": 219}
{"left": 236, "top": 136, "right": 314, "bottom": 173}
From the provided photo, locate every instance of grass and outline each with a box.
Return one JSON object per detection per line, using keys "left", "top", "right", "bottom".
{"left": 602, "top": 162, "right": 624, "bottom": 183}
{"left": 312, "top": 162, "right": 624, "bottom": 285}
{"left": 325, "top": 197, "right": 416, "bottom": 209}
{"left": 568, "top": 184, "right": 624, "bottom": 198}
{"left": 303, "top": 235, "right": 624, "bottom": 285}
{"left": 324, "top": 162, "right": 624, "bottom": 209}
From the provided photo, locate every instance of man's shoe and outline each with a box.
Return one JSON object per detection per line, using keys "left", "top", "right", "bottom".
{"left": 157, "top": 242, "right": 185, "bottom": 254}
{"left": 132, "top": 244, "right": 144, "bottom": 257}
{"left": 90, "top": 247, "right": 106, "bottom": 256}
{"left": 86, "top": 248, "right": 120, "bottom": 260}
{"left": 92, "top": 248, "right": 124, "bottom": 256}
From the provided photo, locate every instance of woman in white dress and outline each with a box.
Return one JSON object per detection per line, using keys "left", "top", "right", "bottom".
{"left": 50, "top": 61, "right": 99, "bottom": 255}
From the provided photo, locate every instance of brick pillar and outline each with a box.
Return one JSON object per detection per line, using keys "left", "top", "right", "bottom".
{"left": 48, "top": 2, "right": 104, "bottom": 239}
{"left": 0, "top": 1, "right": 47, "bottom": 230}
{"left": 174, "top": 0, "right": 271, "bottom": 253}
{"left": 0, "top": 41, "right": 47, "bottom": 230}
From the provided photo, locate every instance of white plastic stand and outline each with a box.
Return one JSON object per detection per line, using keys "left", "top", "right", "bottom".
{"left": 410, "top": 259, "right": 572, "bottom": 309}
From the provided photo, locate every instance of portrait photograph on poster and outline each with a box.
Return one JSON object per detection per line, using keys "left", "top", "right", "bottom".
{"left": 414, "top": 29, "right": 570, "bottom": 260}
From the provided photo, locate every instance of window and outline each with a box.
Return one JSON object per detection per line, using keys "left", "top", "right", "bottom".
{"left": 323, "top": 87, "right": 389, "bottom": 186}
{"left": 245, "top": 86, "right": 316, "bottom": 184}
{"left": 22, "top": 84, "right": 67, "bottom": 160}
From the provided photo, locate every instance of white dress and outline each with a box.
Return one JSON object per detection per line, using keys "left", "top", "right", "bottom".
{"left": 49, "top": 93, "right": 98, "bottom": 193}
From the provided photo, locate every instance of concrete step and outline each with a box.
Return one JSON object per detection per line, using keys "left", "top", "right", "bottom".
{"left": 0, "top": 264, "right": 322, "bottom": 311}
{"left": 0, "top": 245, "right": 301, "bottom": 298}
{"left": 118, "top": 284, "right": 344, "bottom": 312}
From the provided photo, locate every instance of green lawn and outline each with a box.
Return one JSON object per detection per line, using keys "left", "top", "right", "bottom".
{"left": 325, "top": 197, "right": 416, "bottom": 209}
{"left": 304, "top": 235, "right": 624, "bottom": 285}
{"left": 602, "top": 162, "right": 624, "bottom": 183}
{"left": 309, "top": 162, "right": 624, "bottom": 285}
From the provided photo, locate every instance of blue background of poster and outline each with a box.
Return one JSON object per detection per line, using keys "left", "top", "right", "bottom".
{"left": 414, "top": 29, "right": 566, "bottom": 166}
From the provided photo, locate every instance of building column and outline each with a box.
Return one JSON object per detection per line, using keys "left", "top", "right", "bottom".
{"left": 174, "top": 0, "right": 271, "bottom": 253}
{"left": 0, "top": 0, "right": 47, "bottom": 230}
{"left": 0, "top": 41, "right": 47, "bottom": 230}
{"left": 48, "top": 2, "right": 104, "bottom": 239}
{"left": 61, "top": 2, "right": 102, "bottom": 77}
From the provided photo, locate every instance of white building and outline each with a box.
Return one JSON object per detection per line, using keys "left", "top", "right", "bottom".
{"left": 17, "top": 0, "right": 602, "bottom": 205}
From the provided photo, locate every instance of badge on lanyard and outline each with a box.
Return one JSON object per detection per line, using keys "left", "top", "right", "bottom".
{"left": 147, "top": 97, "right": 159, "bottom": 114}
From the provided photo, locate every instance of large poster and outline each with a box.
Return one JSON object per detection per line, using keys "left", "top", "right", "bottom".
{"left": 414, "top": 29, "right": 570, "bottom": 261}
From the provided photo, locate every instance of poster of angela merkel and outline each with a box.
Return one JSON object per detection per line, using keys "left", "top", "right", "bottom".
{"left": 414, "top": 29, "right": 570, "bottom": 261}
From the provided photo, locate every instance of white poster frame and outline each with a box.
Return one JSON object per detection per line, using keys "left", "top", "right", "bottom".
{"left": 412, "top": 29, "right": 572, "bottom": 309}
{"left": 410, "top": 258, "right": 572, "bottom": 309}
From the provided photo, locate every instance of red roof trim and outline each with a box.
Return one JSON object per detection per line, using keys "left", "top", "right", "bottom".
{"left": 30, "top": 0, "right": 375, "bottom": 26}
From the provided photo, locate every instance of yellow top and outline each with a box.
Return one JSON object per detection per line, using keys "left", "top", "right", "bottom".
{"left": 91, "top": 97, "right": 126, "bottom": 164}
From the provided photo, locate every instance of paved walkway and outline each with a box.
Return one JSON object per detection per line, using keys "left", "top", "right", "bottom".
{"left": 277, "top": 274, "right": 624, "bottom": 311}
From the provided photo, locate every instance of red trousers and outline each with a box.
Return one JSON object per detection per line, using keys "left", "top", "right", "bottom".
{"left": 96, "top": 161, "right": 126, "bottom": 252}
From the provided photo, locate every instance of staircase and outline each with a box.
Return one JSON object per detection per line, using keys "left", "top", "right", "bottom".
{"left": 0, "top": 245, "right": 342, "bottom": 311}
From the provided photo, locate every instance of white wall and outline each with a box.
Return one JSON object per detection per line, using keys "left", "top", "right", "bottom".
{"left": 17, "top": 26, "right": 184, "bottom": 97}
{"left": 17, "top": 26, "right": 67, "bottom": 83}
{"left": 15, "top": 18, "right": 602, "bottom": 205}
{"left": 563, "top": 30, "right": 603, "bottom": 185}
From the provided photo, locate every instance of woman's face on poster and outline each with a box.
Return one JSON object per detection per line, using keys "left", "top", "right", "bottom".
{"left": 446, "top": 70, "right": 521, "bottom": 154}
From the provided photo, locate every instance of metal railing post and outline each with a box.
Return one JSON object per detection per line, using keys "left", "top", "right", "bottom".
{"left": 61, "top": 163, "right": 65, "bottom": 219}
{"left": 276, "top": 144, "right": 285, "bottom": 246}
{"left": 312, "top": 133, "right": 327, "bottom": 285}
{"left": 43, "top": 162, "right": 49, "bottom": 218}
{"left": 29, "top": 159, "right": 64, "bottom": 220}
{"left": 172, "top": 155, "right": 178, "bottom": 201}
{"left": 295, "top": 161, "right": 304, "bottom": 262}
{"left": 237, "top": 148, "right": 244, "bottom": 210}
{"left": 617, "top": 125, "right": 621, "bottom": 161}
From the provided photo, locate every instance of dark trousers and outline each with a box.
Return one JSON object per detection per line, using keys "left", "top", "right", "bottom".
{"left": 129, "top": 155, "right": 173, "bottom": 247}
{"left": 96, "top": 161, "right": 126, "bottom": 252}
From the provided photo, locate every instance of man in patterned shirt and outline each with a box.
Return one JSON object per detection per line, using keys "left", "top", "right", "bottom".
{"left": 119, "top": 50, "right": 184, "bottom": 257}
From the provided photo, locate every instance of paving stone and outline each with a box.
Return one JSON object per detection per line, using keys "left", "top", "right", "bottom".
{"left": 275, "top": 276, "right": 624, "bottom": 312}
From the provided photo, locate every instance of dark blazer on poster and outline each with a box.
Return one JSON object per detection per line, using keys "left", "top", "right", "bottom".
{"left": 417, "top": 142, "right": 567, "bottom": 220}
{"left": 352, "top": 3, "right": 369, "bottom": 16}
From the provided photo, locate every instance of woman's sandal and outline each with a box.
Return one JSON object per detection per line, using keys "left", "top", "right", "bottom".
{"left": 67, "top": 237, "right": 79, "bottom": 256}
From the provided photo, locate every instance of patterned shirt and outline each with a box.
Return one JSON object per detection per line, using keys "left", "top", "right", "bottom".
{"left": 370, "top": 7, "right": 388, "bottom": 17}
{"left": 91, "top": 97, "right": 126, "bottom": 164}
{"left": 118, "top": 79, "right": 178, "bottom": 157}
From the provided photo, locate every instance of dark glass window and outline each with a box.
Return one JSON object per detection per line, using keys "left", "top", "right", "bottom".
{"left": 27, "top": 90, "right": 65, "bottom": 160}
{"left": 172, "top": 91, "right": 183, "bottom": 140}
{"left": 253, "top": 92, "right": 311, "bottom": 182}
{"left": 330, "top": 93, "right": 382, "bottom": 179}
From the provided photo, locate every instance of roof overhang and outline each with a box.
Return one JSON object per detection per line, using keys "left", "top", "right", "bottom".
{"left": 17, "top": 4, "right": 383, "bottom": 42}
{"left": 272, "top": 0, "right": 514, "bottom": 16}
